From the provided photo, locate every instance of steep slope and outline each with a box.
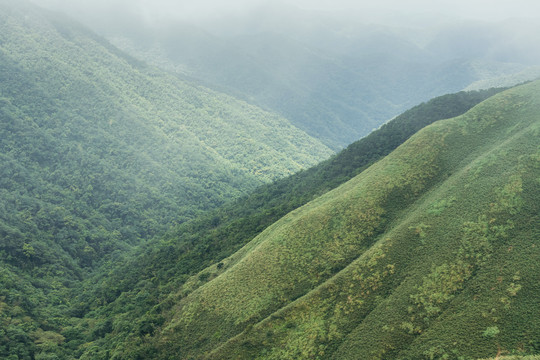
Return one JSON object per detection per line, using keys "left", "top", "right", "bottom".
{"left": 68, "top": 88, "right": 505, "bottom": 359}
{"left": 148, "top": 80, "right": 539, "bottom": 359}
{"left": 0, "top": 0, "right": 331, "bottom": 267}
{"left": 0, "top": 1, "right": 331, "bottom": 358}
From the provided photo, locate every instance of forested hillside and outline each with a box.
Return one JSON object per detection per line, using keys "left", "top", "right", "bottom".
{"left": 68, "top": 88, "right": 507, "bottom": 358}
{"left": 0, "top": 0, "right": 331, "bottom": 265}
{"left": 0, "top": 2, "right": 332, "bottom": 358}
{"left": 138, "top": 81, "right": 539, "bottom": 359}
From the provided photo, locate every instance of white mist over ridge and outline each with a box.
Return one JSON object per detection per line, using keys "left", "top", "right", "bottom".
{"left": 29, "top": 0, "right": 540, "bottom": 28}
{"left": 28, "top": 0, "right": 540, "bottom": 68}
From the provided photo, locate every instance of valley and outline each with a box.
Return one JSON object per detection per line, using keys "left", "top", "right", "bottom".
{"left": 0, "top": 1, "right": 539, "bottom": 359}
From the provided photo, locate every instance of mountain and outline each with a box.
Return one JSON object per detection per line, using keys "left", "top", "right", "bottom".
{"left": 465, "top": 66, "right": 540, "bottom": 91}
{"left": 2, "top": 2, "right": 538, "bottom": 359}
{"left": 97, "top": 4, "right": 540, "bottom": 150}
{"left": 66, "top": 88, "right": 507, "bottom": 358}
{"left": 133, "top": 80, "right": 538, "bottom": 359}
{"left": 0, "top": 2, "right": 332, "bottom": 358}
{"left": 105, "top": 19, "right": 471, "bottom": 150}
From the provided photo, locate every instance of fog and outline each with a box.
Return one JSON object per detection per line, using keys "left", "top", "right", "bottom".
{"left": 18, "top": 0, "right": 540, "bottom": 154}
{"left": 28, "top": 0, "right": 540, "bottom": 100}
{"left": 30, "top": 0, "right": 540, "bottom": 28}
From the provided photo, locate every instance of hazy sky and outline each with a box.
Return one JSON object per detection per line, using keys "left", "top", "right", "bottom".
{"left": 31, "top": 0, "right": 540, "bottom": 24}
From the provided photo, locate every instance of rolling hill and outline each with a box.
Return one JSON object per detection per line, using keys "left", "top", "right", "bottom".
{"left": 139, "top": 80, "right": 540, "bottom": 359}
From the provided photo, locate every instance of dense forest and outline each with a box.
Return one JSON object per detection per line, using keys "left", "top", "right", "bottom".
{"left": 0, "top": 2, "right": 329, "bottom": 359}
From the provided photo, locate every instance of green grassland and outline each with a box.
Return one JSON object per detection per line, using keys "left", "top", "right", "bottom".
{"left": 146, "top": 80, "right": 540, "bottom": 359}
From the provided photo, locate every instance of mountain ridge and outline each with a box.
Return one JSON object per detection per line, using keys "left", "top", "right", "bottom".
{"left": 1, "top": 2, "right": 538, "bottom": 359}
{"left": 148, "top": 80, "right": 540, "bottom": 359}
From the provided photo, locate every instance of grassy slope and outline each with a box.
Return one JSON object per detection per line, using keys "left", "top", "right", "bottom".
{"left": 151, "top": 80, "right": 540, "bottom": 359}
{"left": 93, "top": 87, "right": 504, "bottom": 297}
{"left": 71, "top": 88, "right": 504, "bottom": 359}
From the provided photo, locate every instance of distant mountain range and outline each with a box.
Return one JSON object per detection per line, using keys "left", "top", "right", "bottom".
{"left": 94, "top": 4, "right": 540, "bottom": 149}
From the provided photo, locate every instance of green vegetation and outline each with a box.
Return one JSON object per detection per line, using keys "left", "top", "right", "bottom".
{"left": 65, "top": 86, "right": 504, "bottom": 358}
{"left": 1, "top": 2, "right": 538, "bottom": 359}
{"left": 0, "top": 1, "right": 331, "bottom": 359}
{"left": 480, "top": 357, "right": 540, "bottom": 360}
{"left": 134, "top": 80, "right": 537, "bottom": 359}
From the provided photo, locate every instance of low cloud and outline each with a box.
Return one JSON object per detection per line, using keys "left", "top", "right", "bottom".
{"left": 31, "top": 0, "right": 540, "bottom": 26}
